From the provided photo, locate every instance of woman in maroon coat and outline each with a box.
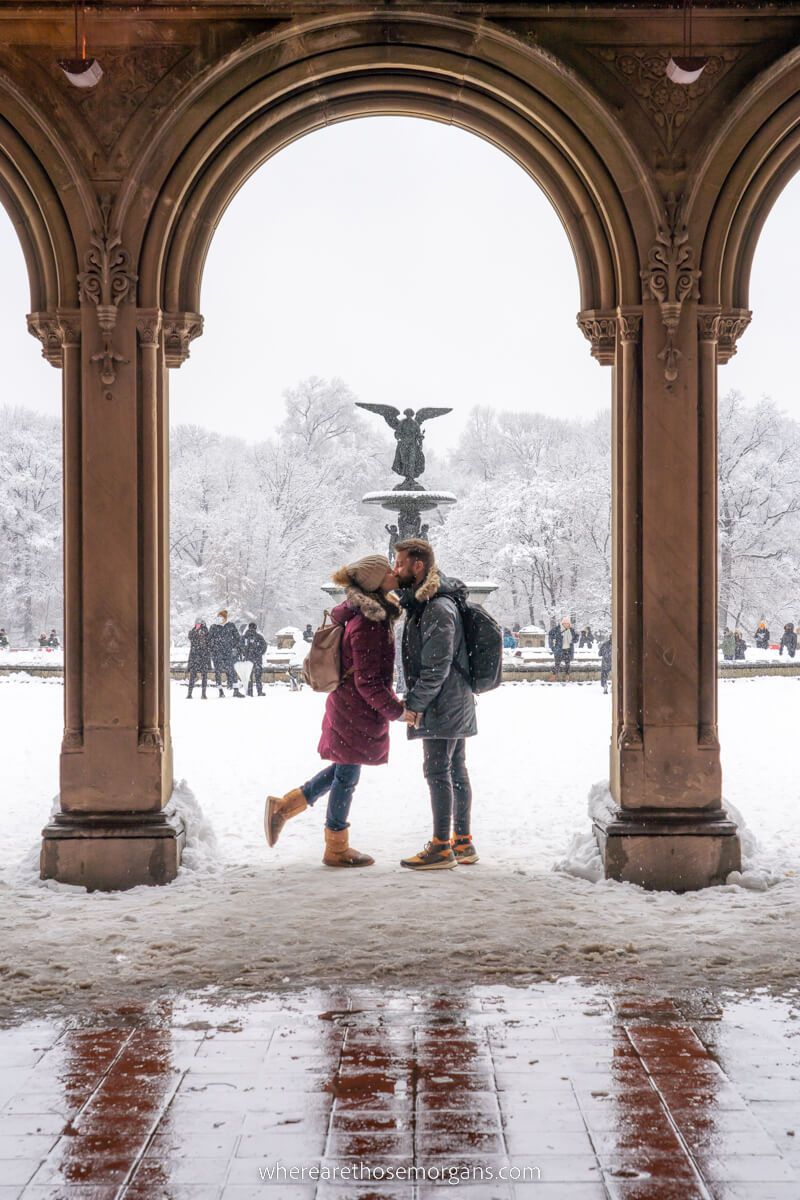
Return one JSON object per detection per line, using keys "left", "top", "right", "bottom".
{"left": 265, "top": 555, "right": 405, "bottom": 867}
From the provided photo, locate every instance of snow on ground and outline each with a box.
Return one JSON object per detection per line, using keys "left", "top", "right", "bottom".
{"left": 0, "top": 675, "right": 798, "bottom": 1018}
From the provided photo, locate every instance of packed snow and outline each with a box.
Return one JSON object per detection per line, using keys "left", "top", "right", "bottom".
{"left": 0, "top": 674, "right": 798, "bottom": 1018}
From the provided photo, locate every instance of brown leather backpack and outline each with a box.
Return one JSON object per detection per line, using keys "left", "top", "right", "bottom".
{"left": 301, "top": 611, "right": 354, "bottom": 692}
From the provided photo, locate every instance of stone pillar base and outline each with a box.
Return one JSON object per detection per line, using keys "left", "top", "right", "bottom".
{"left": 594, "top": 808, "right": 741, "bottom": 892}
{"left": 40, "top": 807, "right": 186, "bottom": 891}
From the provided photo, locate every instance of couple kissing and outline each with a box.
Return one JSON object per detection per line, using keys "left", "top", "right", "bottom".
{"left": 265, "top": 538, "right": 478, "bottom": 871}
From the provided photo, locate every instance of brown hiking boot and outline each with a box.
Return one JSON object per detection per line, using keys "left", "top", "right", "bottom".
{"left": 322, "top": 827, "right": 375, "bottom": 868}
{"left": 265, "top": 788, "right": 308, "bottom": 847}
{"left": 400, "top": 837, "right": 457, "bottom": 870}
{"left": 452, "top": 835, "right": 479, "bottom": 865}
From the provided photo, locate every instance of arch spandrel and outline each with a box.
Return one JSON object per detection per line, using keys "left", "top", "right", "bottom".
{"left": 116, "top": 13, "right": 655, "bottom": 323}
{"left": 691, "top": 45, "right": 800, "bottom": 314}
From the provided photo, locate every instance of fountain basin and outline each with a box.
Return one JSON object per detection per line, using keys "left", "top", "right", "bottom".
{"left": 363, "top": 490, "right": 457, "bottom": 513}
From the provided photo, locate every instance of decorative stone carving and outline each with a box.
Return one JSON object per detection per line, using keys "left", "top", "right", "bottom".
{"left": 26, "top": 312, "right": 64, "bottom": 367}
{"left": 26, "top": 309, "right": 82, "bottom": 367}
{"left": 641, "top": 198, "right": 700, "bottom": 386}
{"left": 38, "top": 45, "right": 191, "bottom": 155}
{"left": 138, "top": 728, "right": 164, "bottom": 751}
{"left": 162, "top": 312, "right": 204, "bottom": 367}
{"left": 136, "top": 310, "right": 162, "bottom": 347}
{"left": 79, "top": 195, "right": 137, "bottom": 387}
{"left": 697, "top": 308, "right": 722, "bottom": 342}
{"left": 577, "top": 310, "right": 617, "bottom": 365}
{"left": 717, "top": 308, "right": 752, "bottom": 364}
{"left": 591, "top": 48, "right": 737, "bottom": 152}
{"left": 618, "top": 311, "right": 642, "bottom": 343}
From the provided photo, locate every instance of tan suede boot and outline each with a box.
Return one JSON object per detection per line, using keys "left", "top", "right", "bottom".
{"left": 322, "top": 827, "right": 375, "bottom": 868}
{"left": 265, "top": 788, "right": 308, "bottom": 847}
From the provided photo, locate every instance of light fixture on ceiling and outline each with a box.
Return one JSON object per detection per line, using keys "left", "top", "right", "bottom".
{"left": 666, "top": 0, "right": 708, "bottom": 86}
{"left": 58, "top": 2, "right": 103, "bottom": 89}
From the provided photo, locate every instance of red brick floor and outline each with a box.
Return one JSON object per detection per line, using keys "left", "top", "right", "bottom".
{"left": 1, "top": 982, "right": 799, "bottom": 1198}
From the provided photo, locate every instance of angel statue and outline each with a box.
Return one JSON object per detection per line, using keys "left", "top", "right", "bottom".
{"left": 356, "top": 403, "right": 453, "bottom": 486}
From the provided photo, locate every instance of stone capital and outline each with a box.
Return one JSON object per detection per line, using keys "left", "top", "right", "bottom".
{"left": 162, "top": 311, "right": 204, "bottom": 367}
{"left": 27, "top": 309, "right": 82, "bottom": 367}
{"left": 576, "top": 309, "right": 616, "bottom": 365}
{"left": 697, "top": 306, "right": 722, "bottom": 342}
{"left": 136, "top": 308, "right": 162, "bottom": 347}
{"left": 716, "top": 308, "right": 752, "bottom": 364}
{"left": 617, "top": 308, "right": 642, "bottom": 344}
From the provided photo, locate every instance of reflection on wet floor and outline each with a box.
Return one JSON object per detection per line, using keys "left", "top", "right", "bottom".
{"left": 0, "top": 981, "right": 799, "bottom": 1198}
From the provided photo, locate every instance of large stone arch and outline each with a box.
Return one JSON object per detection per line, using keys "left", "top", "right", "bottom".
{"left": 32, "top": 6, "right": 748, "bottom": 893}
{"left": 123, "top": 13, "right": 655, "bottom": 322}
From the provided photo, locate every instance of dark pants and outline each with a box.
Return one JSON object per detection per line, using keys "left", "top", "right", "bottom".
{"left": 423, "top": 738, "right": 472, "bottom": 841}
{"left": 302, "top": 763, "right": 362, "bottom": 831}
{"left": 600, "top": 667, "right": 610, "bottom": 692}
{"left": 247, "top": 663, "right": 263, "bottom": 695}
{"left": 187, "top": 670, "right": 208, "bottom": 693}
{"left": 213, "top": 658, "right": 237, "bottom": 688}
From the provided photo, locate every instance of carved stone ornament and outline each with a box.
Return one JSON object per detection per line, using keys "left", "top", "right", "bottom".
{"left": 618, "top": 311, "right": 642, "bottom": 344}
{"left": 162, "top": 312, "right": 204, "bottom": 368}
{"left": 136, "top": 310, "right": 162, "bottom": 347}
{"left": 717, "top": 308, "right": 752, "bottom": 364}
{"left": 591, "top": 48, "right": 737, "bottom": 153}
{"left": 138, "top": 728, "right": 164, "bottom": 751}
{"left": 577, "top": 310, "right": 616, "bottom": 365}
{"left": 27, "top": 309, "right": 82, "bottom": 367}
{"left": 78, "top": 195, "right": 137, "bottom": 387}
{"left": 27, "top": 313, "right": 65, "bottom": 367}
{"left": 641, "top": 199, "right": 700, "bottom": 387}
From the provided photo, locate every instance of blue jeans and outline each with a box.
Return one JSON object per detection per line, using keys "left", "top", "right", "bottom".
{"left": 302, "top": 763, "right": 362, "bottom": 832}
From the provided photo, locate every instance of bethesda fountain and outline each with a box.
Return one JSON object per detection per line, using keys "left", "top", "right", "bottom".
{"left": 322, "top": 403, "right": 497, "bottom": 608}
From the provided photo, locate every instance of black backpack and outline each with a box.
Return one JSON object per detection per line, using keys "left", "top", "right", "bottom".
{"left": 449, "top": 594, "right": 504, "bottom": 694}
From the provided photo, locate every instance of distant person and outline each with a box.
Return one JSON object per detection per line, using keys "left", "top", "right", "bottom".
{"left": 734, "top": 630, "right": 746, "bottom": 660}
{"left": 46, "top": 629, "right": 59, "bottom": 648}
{"left": 302, "top": 623, "right": 314, "bottom": 644}
{"left": 208, "top": 609, "right": 244, "bottom": 697}
{"left": 0, "top": 628, "right": 8, "bottom": 649}
{"left": 38, "top": 633, "right": 48, "bottom": 649}
{"left": 599, "top": 634, "right": 612, "bottom": 694}
{"left": 550, "top": 617, "right": 575, "bottom": 676}
{"left": 780, "top": 623, "right": 797, "bottom": 658}
{"left": 242, "top": 621, "right": 267, "bottom": 697}
{"left": 722, "top": 628, "right": 735, "bottom": 661}
{"left": 186, "top": 619, "right": 211, "bottom": 699}
{"left": 754, "top": 620, "right": 770, "bottom": 650}
{"left": 584, "top": 625, "right": 594, "bottom": 649}
{"left": 503, "top": 628, "right": 517, "bottom": 649}
{"left": 547, "top": 620, "right": 561, "bottom": 672}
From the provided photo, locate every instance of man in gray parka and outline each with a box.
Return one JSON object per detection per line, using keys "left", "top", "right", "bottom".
{"left": 393, "top": 538, "right": 478, "bottom": 871}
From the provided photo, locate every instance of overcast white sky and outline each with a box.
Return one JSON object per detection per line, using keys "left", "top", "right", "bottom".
{"left": 1, "top": 115, "right": 797, "bottom": 455}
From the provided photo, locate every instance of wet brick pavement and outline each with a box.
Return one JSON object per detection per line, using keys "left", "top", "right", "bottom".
{"left": 0, "top": 982, "right": 799, "bottom": 1198}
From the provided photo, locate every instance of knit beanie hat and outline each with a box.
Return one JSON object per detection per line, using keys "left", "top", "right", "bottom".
{"left": 343, "top": 554, "right": 392, "bottom": 593}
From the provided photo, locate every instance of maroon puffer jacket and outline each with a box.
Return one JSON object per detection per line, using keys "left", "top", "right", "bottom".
{"left": 317, "top": 594, "right": 404, "bottom": 765}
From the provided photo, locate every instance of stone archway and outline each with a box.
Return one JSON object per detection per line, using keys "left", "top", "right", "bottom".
{"left": 11, "top": 3, "right": 794, "bottom": 890}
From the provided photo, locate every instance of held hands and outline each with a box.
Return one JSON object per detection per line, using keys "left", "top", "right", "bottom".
{"left": 402, "top": 708, "right": 422, "bottom": 727}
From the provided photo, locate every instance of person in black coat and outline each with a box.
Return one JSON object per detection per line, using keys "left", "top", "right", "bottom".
{"left": 38, "top": 633, "right": 48, "bottom": 649}
{"left": 0, "top": 628, "right": 8, "bottom": 649}
{"left": 241, "top": 621, "right": 267, "bottom": 696}
{"left": 780, "top": 623, "right": 797, "bottom": 658}
{"left": 46, "top": 629, "right": 59, "bottom": 648}
{"left": 208, "top": 609, "right": 244, "bottom": 697}
{"left": 302, "top": 623, "right": 314, "bottom": 644}
{"left": 754, "top": 621, "right": 770, "bottom": 650}
{"left": 548, "top": 620, "right": 562, "bottom": 673}
{"left": 187, "top": 619, "right": 211, "bottom": 698}
{"left": 599, "top": 635, "right": 612, "bottom": 694}
{"left": 734, "top": 630, "right": 747, "bottom": 660}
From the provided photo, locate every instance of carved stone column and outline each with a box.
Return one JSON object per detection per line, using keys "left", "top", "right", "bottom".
{"left": 38, "top": 203, "right": 184, "bottom": 890}
{"left": 592, "top": 220, "right": 741, "bottom": 890}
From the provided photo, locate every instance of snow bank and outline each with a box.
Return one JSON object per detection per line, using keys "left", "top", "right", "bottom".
{"left": 1, "top": 675, "right": 798, "bottom": 1018}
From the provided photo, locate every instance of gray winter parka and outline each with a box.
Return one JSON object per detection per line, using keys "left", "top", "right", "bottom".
{"left": 400, "top": 569, "right": 478, "bottom": 740}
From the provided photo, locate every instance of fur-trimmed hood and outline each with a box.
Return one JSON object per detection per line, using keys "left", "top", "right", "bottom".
{"left": 401, "top": 567, "right": 467, "bottom": 612}
{"left": 330, "top": 567, "right": 401, "bottom": 623}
